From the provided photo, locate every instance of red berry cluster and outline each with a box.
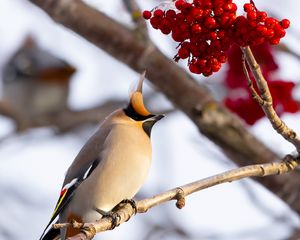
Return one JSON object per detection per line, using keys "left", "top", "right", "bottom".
{"left": 233, "top": 2, "right": 290, "bottom": 46}
{"left": 142, "top": 0, "right": 290, "bottom": 76}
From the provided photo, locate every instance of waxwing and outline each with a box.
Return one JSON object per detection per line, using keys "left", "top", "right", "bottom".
{"left": 40, "top": 72, "right": 164, "bottom": 240}
{"left": 2, "top": 36, "right": 75, "bottom": 121}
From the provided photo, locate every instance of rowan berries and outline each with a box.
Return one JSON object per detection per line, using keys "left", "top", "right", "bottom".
{"left": 281, "top": 19, "right": 290, "bottom": 29}
{"left": 142, "top": 0, "right": 290, "bottom": 76}
{"left": 142, "top": 10, "right": 151, "bottom": 20}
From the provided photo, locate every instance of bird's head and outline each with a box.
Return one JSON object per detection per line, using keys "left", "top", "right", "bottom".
{"left": 122, "top": 71, "right": 164, "bottom": 136}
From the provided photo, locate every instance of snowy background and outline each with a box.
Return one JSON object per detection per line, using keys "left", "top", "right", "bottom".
{"left": 1, "top": 0, "right": 300, "bottom": 239}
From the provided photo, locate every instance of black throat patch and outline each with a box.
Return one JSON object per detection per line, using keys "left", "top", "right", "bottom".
{"left": 123, "top": 103, "right": 154, "bottom": 121}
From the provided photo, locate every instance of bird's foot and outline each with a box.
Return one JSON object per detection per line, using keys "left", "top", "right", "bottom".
{"left": 94, "top": 208, "right": 120, "bottom": 229}
{"left": 118, "top": 199, "right": 137, "bottom": 214}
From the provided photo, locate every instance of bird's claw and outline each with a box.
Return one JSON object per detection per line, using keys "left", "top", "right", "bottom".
{"left": 94, "top": 208, "right": 121, "bottom": 229}
{"left": 120, "top": 199, "right": 137, "bottom": 214}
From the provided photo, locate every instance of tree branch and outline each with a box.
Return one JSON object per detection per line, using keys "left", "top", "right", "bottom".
{"left": 52, "top": 154, "right": 299, "bottom": 239}
{"left": 242, "top": 46, "right": 300, "bottom": 152}
{"left": 27, "top": 0, "right": 300, "bottom": 215}
{"left": 0, "top": 99, "right": 125, "bottom": 133}
{"left": 0, "top": 99, "right": 173, "bottom": 134}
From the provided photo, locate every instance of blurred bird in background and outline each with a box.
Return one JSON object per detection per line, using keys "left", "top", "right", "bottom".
{"left": 40, "top": 72, "right": 164, "bottom": 239}
{"left": 2, "top": 36, "right": 76, "bottom": 123}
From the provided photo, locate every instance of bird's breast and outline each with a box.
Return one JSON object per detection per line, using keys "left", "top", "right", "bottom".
{"left": 70, "top": 124, "right": 152, "bottom": 221}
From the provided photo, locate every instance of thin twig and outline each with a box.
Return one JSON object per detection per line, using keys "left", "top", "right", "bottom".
{"left": 241, "top": 58, "right": 265, "bottom": 106}
{"left": 241, "top": 46, "right": 300, "bottom": 152}
{"left": 55, "top": 154, "right": 299, "bottom": 240}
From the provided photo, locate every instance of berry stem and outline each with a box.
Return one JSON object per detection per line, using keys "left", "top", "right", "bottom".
{"left": 241, "top": 46, "right": 300, "bottom": 152}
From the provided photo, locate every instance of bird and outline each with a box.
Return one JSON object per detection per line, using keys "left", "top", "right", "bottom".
{"left": 40, "top": 72, "right": 164, "bottom": 240}
{"left": 2, "top": 36, "right": 75, "bottom": 121}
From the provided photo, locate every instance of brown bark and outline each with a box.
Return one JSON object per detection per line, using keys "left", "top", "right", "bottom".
{"left": 28, "top": 0, "right": 300, "bottom": 214}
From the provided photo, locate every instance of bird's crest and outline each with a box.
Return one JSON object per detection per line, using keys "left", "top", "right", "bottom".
{"left": 129, "top": 71, "right": 151, "bottom": 117}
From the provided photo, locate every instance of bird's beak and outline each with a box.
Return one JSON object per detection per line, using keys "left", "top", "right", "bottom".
{"left": 142, "top": 114, "right": 164, "bottom": 136}
{"left": 148, "top": 114, "right": 165, "bottom": 122}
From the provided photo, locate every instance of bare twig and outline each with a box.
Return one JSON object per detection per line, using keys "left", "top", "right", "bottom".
{"left": 52, "top": 154, "right": 299, "bottom": 240}
{"left": 242, "top": 46, "right": 300, "bottom": 152}
{"left": 242, "top": 58, "right": 264, "bottom": 106}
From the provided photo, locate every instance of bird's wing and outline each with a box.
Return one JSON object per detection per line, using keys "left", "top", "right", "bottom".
{"left": 63, "top": 120, "right": 112, "bottom": 185}
{"left": 40, "top": 120, "right": 113, "bottom": 239}
{"left": 40, "top": 159, "right": 100, "bottom": 240}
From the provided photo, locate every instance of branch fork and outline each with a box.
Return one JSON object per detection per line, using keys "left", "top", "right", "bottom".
{"left": 241, "top": 46, "right": 300, "bottom": 152}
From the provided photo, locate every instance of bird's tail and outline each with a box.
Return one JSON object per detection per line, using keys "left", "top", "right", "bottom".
{"left": 39, "top": 226, "right": 60, "bottom": 240}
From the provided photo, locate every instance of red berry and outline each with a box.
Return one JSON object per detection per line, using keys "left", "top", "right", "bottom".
{"left": 192, "top": 24, "right": 202, "bottom": 34}
{"left": 253, "top": 37, "right": 264, "bottom": 45}
{"left": 275, "top": 27, "right": 286, "bottom": 38}
{"left": 159, "top": 19, "right": 172, "bottom": 35}
{"left": 197, "top": 59, "right": 207, "bottom": 68}
{"left": 179, "top": 22, "right": 189, "bottom": 32}
{"left": 257, "top": 11, "right": 267, "bottom": 22}
{"left": 203, "top": 9, "right": 212, "bottom": 17}
{"left": 256, "top": 25, "right": 268, "bottom": 36}
{"left": 212, "top": 62, "right": 221, "bottom": 72}
{"left": 217, "top": 30, "right": 225, "bottom": 38}
{"left": 181, "top": 2, "right": 193, "bottom": 13}
{"left": 218, "top": 54, "right": 227, "bottom": 63}
{"left": 185, "top": 14, "right": 194, "bottom": 24}
{"left": 203, "top": 70, "right": 213, "bottom": 77}
{"left": 189, "top": 63, "right": 201, "bottom": 74}
{"left": 281, "top": 19, "right": 290, "bottom": 29}
{"left": 205, "top": 17, "right": 216, "bottom": 28}
{"left": 150, "top": 17, "right": 160, "bottom": 29}
{"left": 175, "top": 0, "right": 185, "bottom": 10}
{"left": 247, "top": 11, "right": 257, "bottom": 21}
{"left": 193, "top": 0, "right": 202, "bottom": 7}
{"left": 269, "top": 38, "right": 280, "bottom": 45}
{"left": 265, "top": 29, "right": 275, "bottom": 38}
{"left": 209, "top": 32, "right": 218, "bottom": 40}
{"left": 191, "top": 8, "right": 203, "bottom": 21}
{"left": 142, "top": 10, "right": 152, "bottom": 20}
{"left": 176, "top": 12, "right": 185, "bottom": 22}
{"left": 166, "top": 10, "right": 176, "bottom": 19}
{"left": 172, "top": 28, "right": 184, "bottom": 42}
{"left": 214, "top": 7, "right": 224, "bottom": 16}
{"left": 224, "top": 3, "right": 237, "bottom": 13}
{"left": 244, "top": 3, "right": 254, "bottom": 12}
{"left": 265, "top": 17, "right": 278, "bottom": 28}
{"left": 178, "top": 46, "right": 190, "bottom": 59}
{"left": 153, "top": 9, "right": 164, "bottom": 18}
{"left": 202, "top": 1, "right": 212, "bottom": 9}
